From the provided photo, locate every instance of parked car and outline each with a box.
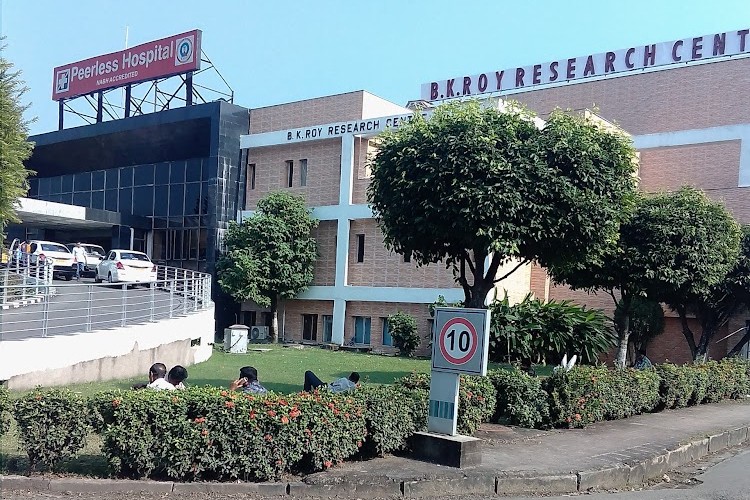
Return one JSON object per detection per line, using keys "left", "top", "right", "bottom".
{"left": 95, "top": 250, "right": 157, "bottom": 284}
{"left": 65, "top": 243, "right": 107, "bottom": 277}
{"left": 28, "top": 240, "right": 75, "bottom": 280}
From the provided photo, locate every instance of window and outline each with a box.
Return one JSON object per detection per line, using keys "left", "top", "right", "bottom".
{"left": 286, "top": 160, "right": 294, "bottom": 187}
{"left": 303, "top": 314, "right": 318, "bottom": 341}
{"left": 299, "top": 159, "right": 308, "bottom": 187}
{"left": 249, "top": 163, "right": 256, "bottom": 190}
{"left": 354, "top": 316, "right": 371, "bottom": 345}
{"left": 382, "top": 318, "right": 393, "bottom": 346}
{"left": 404, "top": 253, "right": 411, "bottom": 263}
{"left": 322, "top": 315, "right": 333, "bottom": 343}
{"left": 356, "top": 234, "right": 365, "bottom": 263}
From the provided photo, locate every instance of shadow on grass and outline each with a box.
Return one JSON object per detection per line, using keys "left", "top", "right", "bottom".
{"left": 0, "top": 452, "right": 109, "bottom": 478}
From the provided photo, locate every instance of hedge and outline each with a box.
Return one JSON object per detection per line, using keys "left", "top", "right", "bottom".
{"left": 3, "top": 358, "right": 750, "bottom": 477}
{"left": 0, "top": 385, "right": 11, "bottom": 437}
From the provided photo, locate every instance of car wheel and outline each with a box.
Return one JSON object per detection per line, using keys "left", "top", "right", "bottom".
{"left": 94, "top": 275, "right": 102, "bottom": 283}
{"left": 107, "top": 272, "right": 114, "bottom": 284}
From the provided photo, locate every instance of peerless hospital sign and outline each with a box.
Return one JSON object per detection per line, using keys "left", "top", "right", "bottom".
{"left": 422, "top": 28, "right": 750, "bottom": 101}
{"left": 52, "top": 30, "right": 202, "bottom": 101}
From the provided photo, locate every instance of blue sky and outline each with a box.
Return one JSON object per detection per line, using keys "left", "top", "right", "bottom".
{"left": 2, "top": 0, "right": 749, "bottom": 135}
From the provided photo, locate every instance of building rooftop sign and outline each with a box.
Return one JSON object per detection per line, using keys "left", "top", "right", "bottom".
{"left": 52, "top": 30, "right": 202, "bottom": 101}
{"left": 421, "top": 28, "right": 750, "bottom": 101}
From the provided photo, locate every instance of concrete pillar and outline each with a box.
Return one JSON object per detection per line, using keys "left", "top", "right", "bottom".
{"left": 332, "top": 298, "right": 347, "bottom": 345}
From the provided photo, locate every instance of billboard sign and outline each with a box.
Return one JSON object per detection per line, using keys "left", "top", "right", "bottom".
{"left": 52, "top": 30, "right": 202, "bottom": 101}
{"left": 421, "top": 28, "right": 750, "bottom": 101}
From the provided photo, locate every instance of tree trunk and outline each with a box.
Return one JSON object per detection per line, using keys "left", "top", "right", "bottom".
{"left": 462, "top": 249, "right": 503, "bottom": 309}
{"left": 694, "top": 326, "right": 714, "bottom": 364}
{"left": 728, "top": 328, "right": 750, "bottom": 357}
{"left": 676, "top": 306, "right": 698, "bottom": 361}
{"left": 270, "top": 295, "right": 280, "bottom": 343}
{"left": 614, "top": 313, "right": 630, "bottom": 369}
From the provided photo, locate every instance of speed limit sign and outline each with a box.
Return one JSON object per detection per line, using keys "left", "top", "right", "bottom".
{"left": 432, "top": 307, "right": 490, "bottom": 376}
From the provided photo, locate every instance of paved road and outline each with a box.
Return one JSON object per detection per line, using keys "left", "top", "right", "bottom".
{"left": 0, "top": 278, "right": 192, "bottom": 341}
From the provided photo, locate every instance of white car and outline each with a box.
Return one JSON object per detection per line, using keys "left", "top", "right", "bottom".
{"left": 28, "top": 240, "right": 76, "bottom": 280}
{"left": 95, "top": 250, "right": 157, "bottom": 284}
{"left": 66, "top": 243, "right": 107, "bottom": 276}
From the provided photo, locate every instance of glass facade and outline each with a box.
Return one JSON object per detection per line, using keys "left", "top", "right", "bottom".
{"left": 28, "top": 158, "right": 215, "bottom": 266}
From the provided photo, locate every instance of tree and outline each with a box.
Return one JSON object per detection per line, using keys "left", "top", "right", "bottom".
{"left": 387, "top": 311, "right": 419, "bottom": 357}
{"left": 633, "top": 188, "right": 741, "bottom": 363}
{"left": 367, "top": 100, "right": 638, "bottom": 308}
{"left": 553, "top": 187, "right": 740, "bottom": 366}
{"left": 613, "top": 296, "right": 665, "bottom": 362}
{"left": 217, "top": 192, "right": 318, "bottom": 342}
{"left": 0, "top": 43, "right": 34, "bottom": 237}
{"left": 673, "top": 225, "right": 750, "bottom": 361}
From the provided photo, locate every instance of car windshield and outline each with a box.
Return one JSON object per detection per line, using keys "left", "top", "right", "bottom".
{"left": 85, "top": 246, "right": 105, "bottom": 256}
{"left": 120, "top": 252, "right": 150, "bottom": 261}
{"left": 41, "top": 243, "right": 70, "bottom": 253}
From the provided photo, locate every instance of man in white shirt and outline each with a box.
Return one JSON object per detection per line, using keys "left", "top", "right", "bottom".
{"left": 71, "top": 242, "right": 87, "bottom": 281}
{"left": 143, "top": 363, "right": 175, "bottom": 391}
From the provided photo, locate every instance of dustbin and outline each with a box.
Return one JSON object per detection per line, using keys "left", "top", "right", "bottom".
{"left": 224, "top": 324, "right": 249, "bottom": 354}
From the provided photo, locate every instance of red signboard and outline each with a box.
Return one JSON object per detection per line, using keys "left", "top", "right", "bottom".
{"left": 52, "top": 30, "right": 202, "bottom": 101}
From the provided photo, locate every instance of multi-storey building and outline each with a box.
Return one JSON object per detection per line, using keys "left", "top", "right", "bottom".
{"left": 240, "top": 49, "right": 750, "bottom": 363}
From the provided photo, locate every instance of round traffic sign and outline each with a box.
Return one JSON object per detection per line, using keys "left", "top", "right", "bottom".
{"left": 438, "top": 317, "right": 478, "bottom": 365}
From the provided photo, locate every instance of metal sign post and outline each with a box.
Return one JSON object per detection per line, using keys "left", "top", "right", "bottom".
{"left": 428, "top": 307, "right": 490, "bottom": 436}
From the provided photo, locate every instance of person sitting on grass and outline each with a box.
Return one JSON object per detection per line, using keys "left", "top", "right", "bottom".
{"left": 168, "top": 365, "right": 188, "bottom": 389}
{"left": 229, "top": 366, "right": 268, "bottom": 394}
{"left": 132, "top": 363, "right": 175, "bottom": 391}
{"left": 303, "top": 371, "right": 360, "bottom": 393}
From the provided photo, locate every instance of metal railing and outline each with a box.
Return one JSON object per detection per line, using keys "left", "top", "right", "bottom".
{"left": 0, "top": 264, "right": 212, "bottom": 339}
{"left": 1, "top": 254, "right": 54, "bottom": 306}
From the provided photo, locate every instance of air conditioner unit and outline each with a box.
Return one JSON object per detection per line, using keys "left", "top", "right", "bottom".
{"left": 250, "top": 325, "right": 269, "bottom": 342}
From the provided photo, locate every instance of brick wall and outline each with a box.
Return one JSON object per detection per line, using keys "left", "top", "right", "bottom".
{"left": 345, "top": 301, "right": 434, "bottom": 354}
{"left": 247, "top": 138, "right": 341, "bottom": 208}
{"left": 513, "top": 58, "right": 750, "bottom": 135}
{"left": 312, "top": 220, "right": 336, "bottom": 286}
{"left": 282, "top": 300, "right": 334, "bottom": 343}
{"left": 347, "top": 219, "right": 459, "bottom": 289}
{"left": 249, "top": 91, "right": 365, "bottom": 134}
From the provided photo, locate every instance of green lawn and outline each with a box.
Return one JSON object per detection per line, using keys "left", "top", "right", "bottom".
{"left": 46, "top": 345, "right": 434, "bottom": 397}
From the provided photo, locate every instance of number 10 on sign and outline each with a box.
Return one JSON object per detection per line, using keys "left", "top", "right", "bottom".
{"left": 431, "top": 308, "right": 490, "bottom": 376}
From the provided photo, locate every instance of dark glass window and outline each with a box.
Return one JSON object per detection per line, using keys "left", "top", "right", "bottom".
{"left": 202, "top": 160, "right": 214, "bottom": 181}
{"left": 133, "top": 164, "right": 154, "bottom": 186}
{"left": 49, "top": 176, "right": 62, "bottom": 194}
{"left": 59, "top": 192, "right": 73, "bottom": 205}
{"left": 91, "top": 171, "right": 105, "bottom": 190}
{"left": 132, "top": 186, "right": 154, "bottom": 216}
{"left": 169, "top": 184, "right": 184, "bottom": 216}
{"left": 120, "top": 167, "right": 133, "bottom": 188}
{"left": 356, "top": 234, "right": 365, "bottom": 263}
{"left": 62, "top": 174, "right": 74, "bottom": 192}
{"left": 185, "top": 183, "right": 201, "bottom": 215}
{"left": 303, "top": 314, "right": 318, "bottom": 341}
{"left": 38, "top": 177, "right": 51, "bottom": 196}
{"left": 184, "top": 215, "right": 200, "bottom": 227}
{"left": 155, "top": 162, "right": 170, "bottom": 184}
{"left": 299, "top": 159, "right": 308, "bottom": 187}
{"left": 248, "top": 164, "right": 256, "bottom": 190}
{"left": 168, "top": 216, "right": 184, "bottom": 228}
{"left": 28, "top": 178, "right": 39, "bottom": 197}
{"left": 74, "top": 172, "right": 91, "bottom": 191}
{"left": 170, "top": 161, "right": 186, "bottom": 184}
{"left": 286, "top": 160, "right": 294, "bottom": 187}
{"left": 91, "top": 191, "right": 104, "bottom": 210}
{"left": 201, "top": 182, "right": 211, "bottom": 214}
{"left": 73, "top": 191, "right": 91, "bottom": 208}
{"left": 105, "top": 169, "right": 119, "bottom": 190}
{"left": 119, "top": 187, "right": 133, "bottom": 214}
{"left": 153, "top": 217, "right": 168, "bottom": 229}
{"left": 105, "top": 189, "right": 118, "bottom": 211}
{"left": 153, "top": 185, "right": 168, "bottom": 216}
{"left": 186, "top": 159, "right": 202, "bottom": 182}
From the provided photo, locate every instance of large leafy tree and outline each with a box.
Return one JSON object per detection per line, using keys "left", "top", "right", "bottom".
{"left": 634, "top": 188, "right": 741, "bottom": 363}
{"left": 672, "top": 225, "right": 750, "bottom": 361}
{"left": 553, "top": 187, "right": 741, "bottom": 366}
{"left": 367, "top": 100, "right": 638, "bottom": 308}
{"left": 0, "top": 43, "right": 34, "bottom": 237}
{"left": 217, "top": 192, "right": 318, "bottom": 342}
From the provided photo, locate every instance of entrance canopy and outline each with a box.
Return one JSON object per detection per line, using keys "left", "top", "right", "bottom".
{"left": 15, "top": 198, "right": 150, "bottom": 230}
